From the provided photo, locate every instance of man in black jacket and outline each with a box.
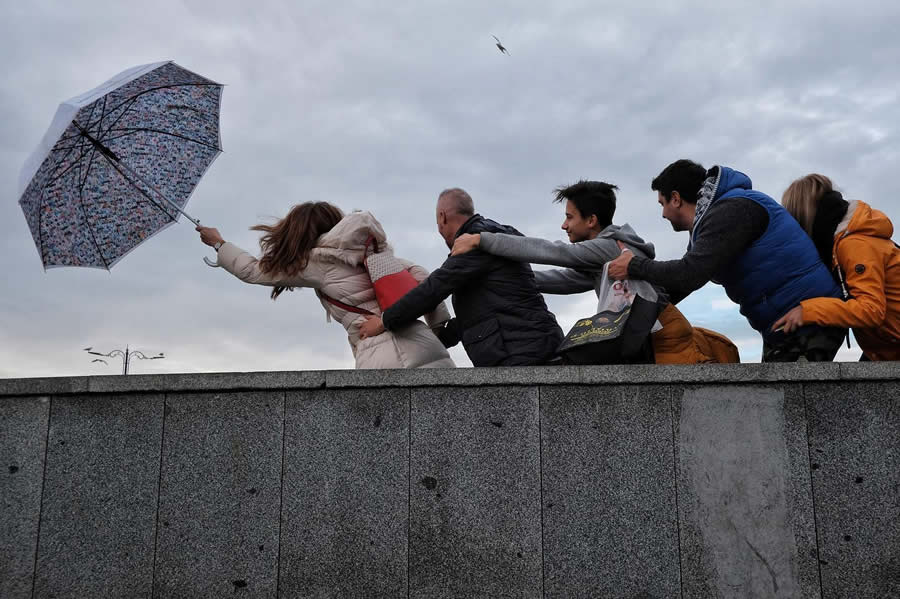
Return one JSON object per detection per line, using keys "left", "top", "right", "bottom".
{"left": 358, "top": 188, "right": 563, "bottom": 366}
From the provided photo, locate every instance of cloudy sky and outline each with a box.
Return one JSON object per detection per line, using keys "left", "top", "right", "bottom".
{"left": 3, "top": 0, "right": 899, "bottom": 377}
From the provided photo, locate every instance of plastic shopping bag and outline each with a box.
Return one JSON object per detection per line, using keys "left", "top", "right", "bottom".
{"left": 557, "top": 262, "right": 662, "bottom": 363}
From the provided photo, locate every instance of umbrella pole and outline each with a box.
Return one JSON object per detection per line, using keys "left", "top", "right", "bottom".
{"left": 74, "top": 121, "right": 203, "bottom": 227}
{"left": 105, "top": 156, "right": 220, "bottom": 267}
{"left": 77, "top": 124, "right": 219, "bottom": 267}
{"left": 112, "top": 159, "right": 202, "bottom": 227}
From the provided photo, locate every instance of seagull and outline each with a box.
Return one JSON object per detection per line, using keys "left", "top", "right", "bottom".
{"left": 492, "top": 35, "right": 509, "bottom": 55}
{"left": 91, "top": 359, "right": 107, "bottom": 365}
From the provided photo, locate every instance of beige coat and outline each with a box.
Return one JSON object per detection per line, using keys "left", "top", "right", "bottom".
{"left": 216, "top": 211, "right": 456, "bottom": 369}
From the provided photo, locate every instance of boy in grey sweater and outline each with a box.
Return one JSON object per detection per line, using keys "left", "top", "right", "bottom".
{"left": 451, "top": 181, "right": 662, "bottom": 307}
{"left": 451, "top": 180, "right": 732, "bottom": 364}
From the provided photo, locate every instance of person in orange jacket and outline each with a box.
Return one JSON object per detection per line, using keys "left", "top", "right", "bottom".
{"left": 774, "top": 174, "right": 900, "bottom": 360}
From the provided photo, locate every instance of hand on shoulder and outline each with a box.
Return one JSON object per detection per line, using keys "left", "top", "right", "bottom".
{"left": 451, "top": 233, "right": 481, "bottom": 256}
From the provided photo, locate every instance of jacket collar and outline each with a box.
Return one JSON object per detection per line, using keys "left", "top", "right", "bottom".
{"left": 835, "top": 200, "right": 858, "bottom": 239}
{"left": 454, "top": 213, "right": 483, "bottom": 239}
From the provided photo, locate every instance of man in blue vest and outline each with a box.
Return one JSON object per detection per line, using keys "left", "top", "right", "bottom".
{"left": 607, "top": 159, "right": 846, "bottom": 361}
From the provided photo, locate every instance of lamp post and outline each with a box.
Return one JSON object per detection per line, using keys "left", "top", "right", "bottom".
{"left": 83, "top": 345, "right": 165, "bottom": 375}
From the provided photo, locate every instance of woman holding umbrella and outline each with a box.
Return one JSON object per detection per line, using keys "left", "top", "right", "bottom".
{"left": 196, "top": 202, "right": 456, "bottom": 369}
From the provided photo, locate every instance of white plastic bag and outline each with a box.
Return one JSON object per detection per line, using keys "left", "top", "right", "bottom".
{"left": 595, "top": 262, "right": 663, "bottom": 333}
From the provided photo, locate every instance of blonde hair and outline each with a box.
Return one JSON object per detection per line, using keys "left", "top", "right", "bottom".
{"left": 781, "top": 174, "right": 834, "bottom": 236}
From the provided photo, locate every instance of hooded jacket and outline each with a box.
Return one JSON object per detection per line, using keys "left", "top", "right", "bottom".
{"left": 693, "top": 167, "right": 843, "bottom": 338}
{"left": 382, "top": 214, "right": 563, "bottom": 366}
{"left": 478, "top": 224, "right": 738, "bottom": 364}
{"left": 216, "top": 211, "right": 455, "bottom": 369}
{"left": 800, "top": 201, "right": 900, "bottom": 360}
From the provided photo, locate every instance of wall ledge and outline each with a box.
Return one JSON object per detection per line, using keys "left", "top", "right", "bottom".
{"left": 1, "top": 361, "right": 896, "bottom": 397}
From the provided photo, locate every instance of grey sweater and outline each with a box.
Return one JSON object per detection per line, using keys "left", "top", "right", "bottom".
{"left": 478, "top": 223, "right": 664, "bottom": 302}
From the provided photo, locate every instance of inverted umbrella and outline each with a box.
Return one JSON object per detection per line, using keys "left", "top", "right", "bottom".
{"left": 17, "top": 61, "right": 223, "bottom": 269}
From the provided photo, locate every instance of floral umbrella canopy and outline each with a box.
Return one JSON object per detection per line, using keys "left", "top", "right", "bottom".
{"left": 18, "top": 61, "right": 223, "bottom": 269}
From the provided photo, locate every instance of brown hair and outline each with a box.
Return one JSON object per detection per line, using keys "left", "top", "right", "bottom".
{"left": 251, "top": 201, "right": 344, "bottom": 299}
{"left": 781, "top": 174, "right": 834, "bottom": 236}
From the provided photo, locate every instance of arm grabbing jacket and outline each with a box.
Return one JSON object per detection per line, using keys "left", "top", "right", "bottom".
{"left": 382, "top": 250, "right": 493, "bottom": 331}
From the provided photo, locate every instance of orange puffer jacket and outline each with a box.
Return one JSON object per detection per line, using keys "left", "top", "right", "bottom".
{"left": 651, "top": 303, "right": 740, "bottom": 364}
{"left": 800, "top": 201, "right": 900, "bottom": 361}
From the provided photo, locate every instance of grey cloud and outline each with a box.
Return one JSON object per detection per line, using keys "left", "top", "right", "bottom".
{"left": 2, "top": 0, "right": 898, "bottom": 376}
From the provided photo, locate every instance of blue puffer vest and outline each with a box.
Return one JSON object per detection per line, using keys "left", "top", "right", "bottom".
{"left": 691, "top": 167, "right": 842, "bottom": 339}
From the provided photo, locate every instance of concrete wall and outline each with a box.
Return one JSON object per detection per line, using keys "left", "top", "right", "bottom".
{"left": 1, "top": 363, "right": 898, "bottom": 598}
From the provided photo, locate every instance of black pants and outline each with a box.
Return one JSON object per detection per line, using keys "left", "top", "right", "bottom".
{"left": 762, "top": 325, "right": 847, "bottom": 362}
{"left": 560, "top": 337, "right": 654, "bottom": 365}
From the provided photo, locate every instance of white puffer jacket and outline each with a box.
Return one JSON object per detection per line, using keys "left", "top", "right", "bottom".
{"left": 216, "top": 211, "right": 456, "bottom": 369}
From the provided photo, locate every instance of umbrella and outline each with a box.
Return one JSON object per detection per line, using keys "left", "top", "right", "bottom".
{"left": 17, "top": 61, "right": 223, "bottom": 270}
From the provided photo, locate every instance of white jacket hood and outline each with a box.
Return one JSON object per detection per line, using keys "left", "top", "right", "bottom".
{"left": 311, "top": 210, "right": 391, "bottom": 267}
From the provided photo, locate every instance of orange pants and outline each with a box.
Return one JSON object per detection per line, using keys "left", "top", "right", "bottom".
{"left": 651, "top": 303, "right": 740, "bottom": 364}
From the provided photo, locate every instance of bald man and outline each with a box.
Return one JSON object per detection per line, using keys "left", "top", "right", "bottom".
{"left": 359, "top": 188, "right": 563, "bottom": 366}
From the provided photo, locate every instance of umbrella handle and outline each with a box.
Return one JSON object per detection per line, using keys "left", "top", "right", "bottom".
{"left": 203, "top": 256, "right": 219, "bottom": 268}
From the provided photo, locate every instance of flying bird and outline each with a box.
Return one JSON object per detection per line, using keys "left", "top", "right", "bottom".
{"left": 91, "top": 359, "right": 107, "bottom": 365}
{"left": 492, "top": 35, "right": 509, "bottom": 55}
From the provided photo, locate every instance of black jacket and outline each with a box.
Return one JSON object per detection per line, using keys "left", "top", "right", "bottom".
{"left": 382, "top": 214, "right": 563, "bottom": 366}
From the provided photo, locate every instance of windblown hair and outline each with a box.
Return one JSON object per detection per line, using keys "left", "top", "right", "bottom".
{"left": 651, "top": 159, "right": 707, "bottom": 204}
{"left": 250, "top": 201, "right": 344, "bottom": 299}
{"left": 781, "top": 174, "right": 834, "bottom": 236}
{"left": 553, "top": 180, "right": 618, "bottom": 228}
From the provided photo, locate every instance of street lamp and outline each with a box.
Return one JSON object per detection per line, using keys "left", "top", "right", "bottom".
{"left": 83, "top": 345, "right": 165, "bottom": 375}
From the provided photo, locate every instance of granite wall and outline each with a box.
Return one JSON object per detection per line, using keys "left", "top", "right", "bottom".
{"left": 1, "top": 363, "right": 898, "bottom": 598}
